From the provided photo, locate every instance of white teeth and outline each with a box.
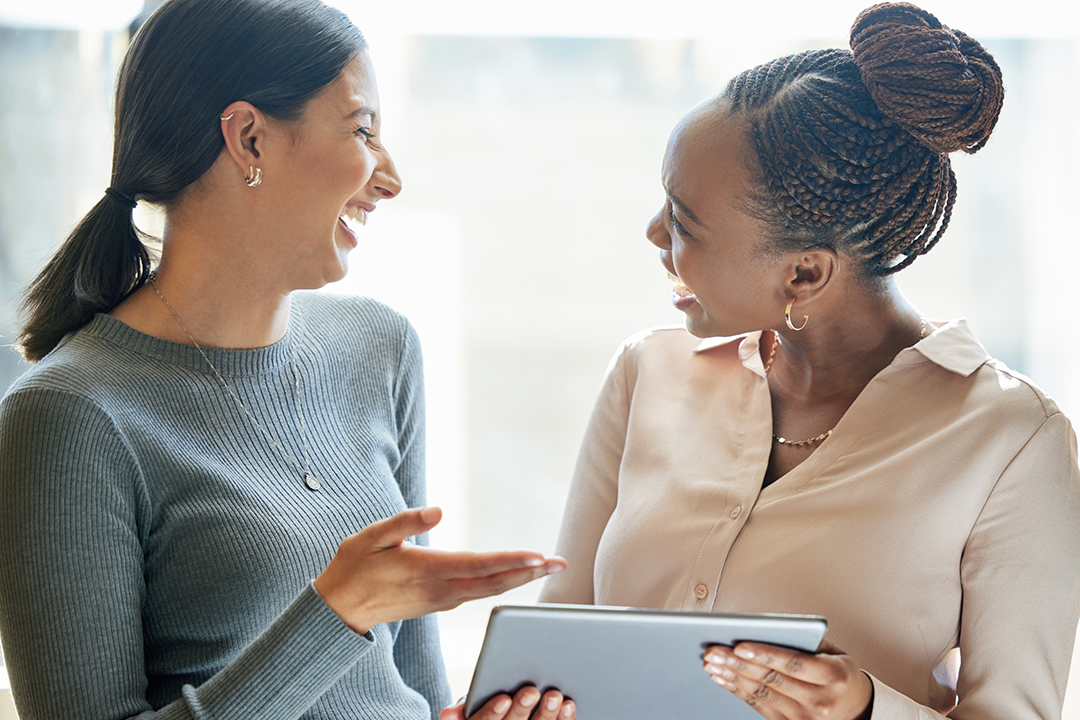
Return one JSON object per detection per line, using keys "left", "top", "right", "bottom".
{"left": 340, "top": 206, "right": 368, "bottom": 235}
{"left": 668, "top": 272, "right": 694, "bottom": 297}
{"left": 342, "top": 205, "right": 367, "bottom": 226}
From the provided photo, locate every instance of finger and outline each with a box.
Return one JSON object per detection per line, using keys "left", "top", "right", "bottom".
{"left": 728, "top": 642, "right": 839, "bottom": 686}
{"left": 817, "top": 639, "right": 846, "bottom": 655}
{"left": 530, "top": 690, "right": 565, "bottom": 720}
{"left": 708, "top": 666, "right": 799, "bottom": 720}
{"left": 364, "top": 507, "right": 442, "bottom": 548}
{"left": 449, "top": 563, "right": 565, "bottom": 602}
{"left": 465, "top": 694, "right": 513, "bottom": 720}
{"left": 504, "top": 686, "right": 541, "bottom": 720}
{"left": 704, "top": 650, "right": 819, "bottom": 708}
{"left": 420, "top": 550, "right": 559, "bottom": 580}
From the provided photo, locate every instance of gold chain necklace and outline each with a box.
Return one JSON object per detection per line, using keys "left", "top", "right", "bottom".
{"left": 148, "top": 273, "right": 322, "bottom": 491}
{"left": 766, "top": 318, "right": 927, "bottom": 448}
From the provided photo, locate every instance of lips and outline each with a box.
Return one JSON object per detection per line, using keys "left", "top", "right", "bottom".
{"left": 668, "top": 272, "right": 698, "bottom": 311}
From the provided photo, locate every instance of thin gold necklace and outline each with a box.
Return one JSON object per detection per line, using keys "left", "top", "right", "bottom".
{"left": 766, "top": 318, "right": 927, "bottom": 448}
{"left": 148, "top": 273, "right": 322, "bottom": 491}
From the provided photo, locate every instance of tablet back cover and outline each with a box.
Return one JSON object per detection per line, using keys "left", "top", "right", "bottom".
{"left": 464, "top": 604, "right": 827, "bottom": 720}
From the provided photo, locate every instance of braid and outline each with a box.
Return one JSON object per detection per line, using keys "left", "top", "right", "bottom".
{"left": 724, "top": 2, "right": 1002, "bottom": 276}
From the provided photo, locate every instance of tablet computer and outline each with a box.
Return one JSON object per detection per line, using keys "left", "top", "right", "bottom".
{"left": 464, "top": 604, "right": 827, "bottom": 719}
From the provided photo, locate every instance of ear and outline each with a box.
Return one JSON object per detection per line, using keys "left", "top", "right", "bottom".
{"left": 782, "top": 246, "right": 839, "bottom": 307}
{"left": 218, "top": 101, "right": 268, "bottom": 182}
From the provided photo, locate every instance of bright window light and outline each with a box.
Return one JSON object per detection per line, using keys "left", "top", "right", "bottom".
{"left": 0, "top": 0, "right": 143, "bottom": 31}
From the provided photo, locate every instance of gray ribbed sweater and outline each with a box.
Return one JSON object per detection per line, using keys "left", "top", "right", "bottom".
{"left": 0, "top": 293, "right": 452, "bottom": 719}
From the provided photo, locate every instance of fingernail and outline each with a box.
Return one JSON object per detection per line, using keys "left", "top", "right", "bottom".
{"left": 545, "top": 563, "right": 566, "bottom": 574}
{"left": 521, "top": 692, "right": 539, "bottom": 708}
{"left": 524, "top": 557, "right": 544, "bottom": 567}
{"left": 494, "top": 697, "right": 511, "bottom": 713}
{"left": 711, "top": 675, "right": 734, "bottom": 689}
{"left": 734, "top": 646, "right": 755, "bottom": 659}
{"left": 420, "top": 506, "right": 440, "bottom": 523}
{"left": 705, "top": 652, "right": 724, "bottom": 664}
{"left": 546, "top": 696, "right": 560, "bottom": 711}
{"left": 561, "top": 701, "right": 575, "bottom": 718}
{"left": 706, "top": 663, "right": 724, "bottom": 674}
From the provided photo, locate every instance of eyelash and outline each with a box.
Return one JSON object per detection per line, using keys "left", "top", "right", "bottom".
{"left": 668, "top": 207, "right": 690, "bottom": 237}
{"left": 356, "top": 127, "right": 375, "bottom": 139}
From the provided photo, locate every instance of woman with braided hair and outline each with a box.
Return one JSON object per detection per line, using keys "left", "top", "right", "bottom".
{"left": 538, "top": 3, "right": 1080, "bottom": 719}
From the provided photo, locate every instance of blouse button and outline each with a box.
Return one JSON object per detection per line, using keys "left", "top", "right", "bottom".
{"left": 694, "top": 584, "right": 709, "bottom": 600}
{"left": 730, "top": 505, "right": 742, "bottom": 519}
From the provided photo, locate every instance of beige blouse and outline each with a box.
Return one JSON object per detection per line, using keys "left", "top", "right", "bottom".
{"left": 539, "top": 320, "right": 1080, "bottom": 719}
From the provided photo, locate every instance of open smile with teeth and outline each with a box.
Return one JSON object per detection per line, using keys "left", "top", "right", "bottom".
{"left": 669, "top": 272, "right": 696, "bottom": 300}
{"left": 341, "top": 205, "right": 368, "bottom": 227}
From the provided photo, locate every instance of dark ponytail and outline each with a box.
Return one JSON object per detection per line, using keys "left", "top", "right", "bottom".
{"left": 18, "top": 0, "right": 366, "bottom": 362}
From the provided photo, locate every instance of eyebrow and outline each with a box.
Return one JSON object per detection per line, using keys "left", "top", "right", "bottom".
{"left": 669, "top": 193, "right": 708, "bottom": 230}
{"left": 345, "top": 106, "right": 377, "bottom": 121}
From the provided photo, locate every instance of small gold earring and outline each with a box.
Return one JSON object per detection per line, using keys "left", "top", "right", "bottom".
{"left": 244, "top": 165, "right": 263, "bottom": 187}
{"left": 220, "top": 112, "right": 234, "bottom": 121}
{"left": 785, "top": 297, "right": 808, "bottom": 331}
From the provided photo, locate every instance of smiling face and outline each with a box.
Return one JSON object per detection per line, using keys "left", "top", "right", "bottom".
{"left": 257, "top": 51, "right": 400, "bottom": 288}
{"left": 646, "top": 104, "right": 789, "bottom": 338}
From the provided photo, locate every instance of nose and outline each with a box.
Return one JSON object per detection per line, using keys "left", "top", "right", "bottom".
{"left": 646, "top": 206, "right": 671, "bottom": 250}
{"left": 372, "top": 147, "right": 402, "bottom": 199}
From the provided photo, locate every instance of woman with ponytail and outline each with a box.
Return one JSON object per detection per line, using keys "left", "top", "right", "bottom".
{"left": 0, "top": 1, "right": 575, "bottom": 719}
{"left": 539, "top": 3, "right": 1080, "bottom": 719}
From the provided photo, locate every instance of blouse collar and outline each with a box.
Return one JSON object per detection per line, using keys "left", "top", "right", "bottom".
{"left": 692, "top": 319, "right": 990, "bottom": 379}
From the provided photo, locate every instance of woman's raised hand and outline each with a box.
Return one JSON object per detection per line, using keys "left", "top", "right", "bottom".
{"left": 313, "top": 507, "right": 567, "bottom": 634}
{"left": 440, "top": 688, "right": 575, "bottom": 720}
{"left": 703, "top": 640, "right": 873, "bottom": 720}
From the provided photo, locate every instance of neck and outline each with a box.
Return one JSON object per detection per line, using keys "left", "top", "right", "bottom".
{"left": 768, "top": 280, "right": 922, "bottom": 404}
{"left": 111, "top": 233, "right": 292, "bottom": 351}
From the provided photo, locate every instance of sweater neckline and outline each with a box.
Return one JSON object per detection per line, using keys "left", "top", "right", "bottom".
{"left": 78, "top": 309, "right": 301, "bottom": 377}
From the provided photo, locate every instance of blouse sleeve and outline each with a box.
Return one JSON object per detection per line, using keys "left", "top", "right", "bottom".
{"left": 539, "top": 343, "right": 631, "bottom": 605}
{"left": 868, "top": 411, "right": 1080, "bottom": 719}
{"left": 390, "top": 320, "right": 453, "bottom": 718}
{"left": 0, "top": 389, "right": 374, "bottom": 720}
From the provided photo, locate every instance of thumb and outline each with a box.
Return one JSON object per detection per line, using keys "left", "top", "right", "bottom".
{"left": 365, "top": 506, "right": 443, "bottom": 549}
{"left": 817, "top": 639, "right": 847, "bottom": 656}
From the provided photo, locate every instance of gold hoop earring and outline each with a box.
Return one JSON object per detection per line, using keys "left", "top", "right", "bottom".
{"left": 785, "top": 297, "right": 808, "bottom": 331}
{"left": 244, "top": 165, "right": 263, "bottom": 188}
{"left": 220, "top": 112, "right": 234, "bottom": 121}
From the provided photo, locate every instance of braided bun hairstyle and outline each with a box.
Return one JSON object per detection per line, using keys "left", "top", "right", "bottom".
{"left": 724, "top": 2, "right": 1004, "bottom": 276}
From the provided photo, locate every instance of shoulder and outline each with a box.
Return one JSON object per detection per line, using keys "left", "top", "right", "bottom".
{"left": 294, "top": 292, "right": 418, "bottom": 355}
{"left": 295, "top": 291, "right": 412, "bottom": 337}
{"left": 2, "top": 324, "right": 145, "bottom": 409}
{"left": 968, "top": 358, "right": 1063, "bottom": 427}
{"left": 916, "top": 319, "right": 1063, "bottom": 429}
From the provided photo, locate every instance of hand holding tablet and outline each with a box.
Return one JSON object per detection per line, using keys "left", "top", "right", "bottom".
{"left": 464, "top": 604, "right": 827, "bottom": 720}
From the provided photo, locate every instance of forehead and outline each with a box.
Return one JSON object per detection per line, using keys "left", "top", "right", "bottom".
{"left": 662, "top": 105, "right": 756, "bottom": 213}
{"left": 306, "top": 51, "right": 379, "bottom": 121}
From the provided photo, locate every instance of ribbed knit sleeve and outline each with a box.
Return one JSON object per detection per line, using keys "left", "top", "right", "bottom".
{"left": 0, "top": 388, "right": 375, "bottom": 720}
{"left": 389, "top": 323, "right": 453, "bottom": 718}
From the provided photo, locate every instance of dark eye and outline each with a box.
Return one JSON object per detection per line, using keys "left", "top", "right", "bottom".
{"left": 668, "top": 207, "right": 690, "bottom": 237}
{"left": 356, "top": 127, "right": 375, "bottom": 139}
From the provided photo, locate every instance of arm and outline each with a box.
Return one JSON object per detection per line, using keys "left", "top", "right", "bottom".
{"left": 704, "top": 412, "right": 1080, "bottom": 720}
{"left": 0, "top": 389, "right": 373, "bottom": 720}
{"left": 538, "top": 344, "right": 630, "bottom": 604}
{"left": 390, "top": 320, "right": 454, "bottom": 717}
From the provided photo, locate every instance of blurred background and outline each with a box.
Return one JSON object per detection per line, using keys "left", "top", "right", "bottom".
{"left": 0, "top": 0, "right": 1078, "bottom": 717}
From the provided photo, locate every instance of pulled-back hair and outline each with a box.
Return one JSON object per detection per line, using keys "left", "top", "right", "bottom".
{"left": 18, "top": 0, "right": 365, "bottom": 362}
{"left": 723, "top": 2, "right": 1003, "bottom": 278}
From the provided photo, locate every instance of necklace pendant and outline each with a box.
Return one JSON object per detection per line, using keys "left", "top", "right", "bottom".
{"left": 303, "top": 471, "right": 321, "bottom": 491}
